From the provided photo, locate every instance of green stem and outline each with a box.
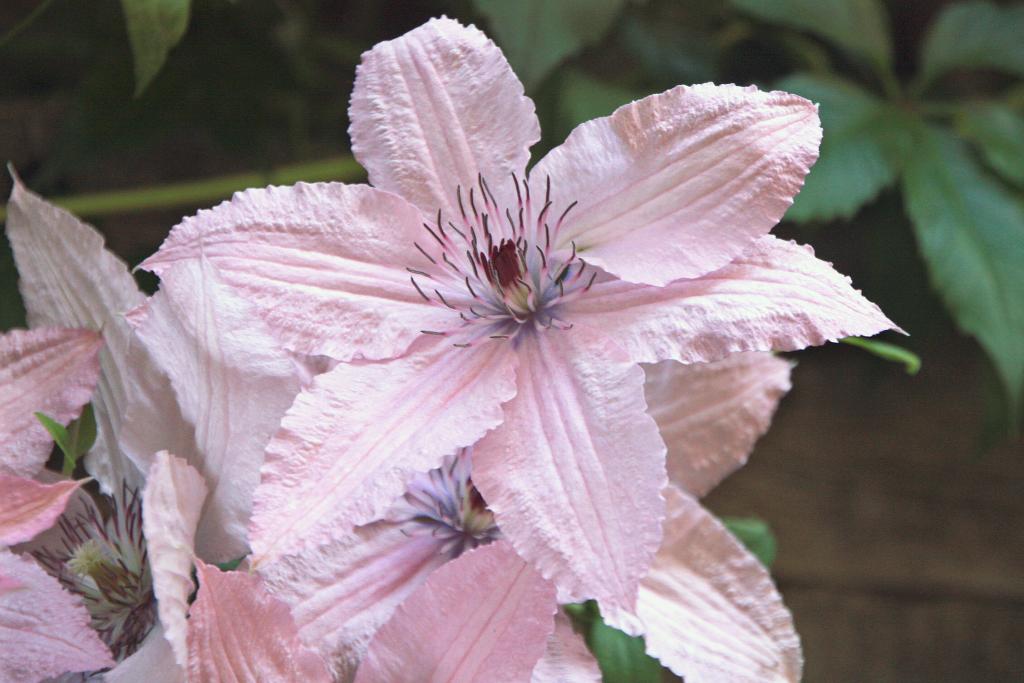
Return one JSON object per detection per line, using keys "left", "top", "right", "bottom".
{"left": 0, "top": 0, "right": 56, "bottom": 48}
{"left": 1, "top": 155, "right": 364, "bottom": 222}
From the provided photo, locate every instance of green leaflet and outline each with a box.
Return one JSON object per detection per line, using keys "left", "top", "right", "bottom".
{"left": 558, "top": 69, "right": 643, "bottom": 130}
{"left": 841, "top": 337, "right": 921, "bottom": 375}
{"left": 120, "top": 0, "right": 191, "bottom": 96}
{"left": 722, "top": 516, "right": 778, "bottom": 568}
{"left": 902, "top": 125, "right": 1024, "bottom": 419}
{"left": 36, "top": 404, "right": 97, "bottom": 476}
{"left": 730, "top": 0, "right": 892, "bottom": 72}
{"left": 587, "top": 616, "right": 663, "bottom": 683}
{"left": 957, "top": 103, "right": 1024, "bottom": 188}
{"left": 918, "top": 1, "right": 1024, "bottom": 90}
{"left": 778, "top": 74, "right": 912, "bottom": 222}
{"left": 473, "top": 0, "right": 626, "bottom": 90}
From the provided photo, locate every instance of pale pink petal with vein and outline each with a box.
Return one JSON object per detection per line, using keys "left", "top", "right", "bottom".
{"left": 104, "top": 623, "right": 183, "bottom": 683}
{"left": 569, "top": 236, "right": 898, "bottom": 365}
{"left": 0, "top": 549, "right": 114, "bottom": 681}
{"left": 354, "top": 541, "right": 556, "bottom": 683}
{"left": 250, "top": 336, "right": 517, "bottom": 566}
{"left": 473, "top": 331, "right": 666, "bottom": 611}
{"left": 0, "top": 327, "right": 101, "bottom": 476}
{"left": 606, "top": 487, "right": 802, "bottom": 682}
{"left": 531, "top": 613, "right": 602, "bottom": 683}
{"left": 142, "top": 452, "right": 208, "bottom": 671}
{"left": 260, "top": 522, "right": 450, "bottom": 680}
{"left": 349, "top": 16, "right": 539, "bottom": 221}
{"left": 531, "top": 84, "right": 820, "bottom": 285}
{"left": 187, "top": 560, "right": 331, "bottom": 682}
{"left": 141, "top": 182, "right": 451, "bottom": 362}
{"left": 644, "top": 353, "right": 792, "bottom": 497}
{"left": 130, "top": 259, "right": 300, "bottom": 560}
{"left": 6, "top": 179, "right": 146, "bottom": 493}
{"left": 0, "top": 475, "right": 84, "bottom": 545}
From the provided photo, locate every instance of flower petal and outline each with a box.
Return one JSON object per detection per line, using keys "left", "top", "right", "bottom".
{"left": 354, "top": 541, "right": 557, "bottom": 683}
{"left": 128, "top": 259, "right": 301, "bottom": 560}
{"left": 6, "top": 179, "right": 146, "bottom": 493}
{"left": 350, "top": 16, "right": 540, "bottom": 221}
{"left": 473, "top": 331, "right": 666, "bottom": 611}
{"left": 142, "top": 451, "right": 207, "bottom": 671}
{"left": 250, "top": 337, "right": 517, "bottom": 566}
{"left": 531, "top": 613, "right": 602, "bottom": 683}
{"left": 0, "top": 475, "right": 84, "bottom": 546}
{"left": 259, "top": 522, "right": 451, "bottom": 680}
{"left": 141, "top": 182, "right": 452, "bottom": 362}
{"left": 569, "top": 236, "right": 898, "bottom": 365}
{"left": 0, "top": 549, "right": 114, "bottom": 681}
{"left": 606, "top": 487, "right": 802, "bottom": 682}
{"left": 104, "top": 623, "right": 183, "bottom": 683}
{"left": 0, "top": 327, "right": 101, "bottom": 477}
{"left": 187, "top": 560, "right": 332, "bottom": 682}
{"left": 644, "top": 353, "right": 792, "bottom": 497}
{"left": 531, "top": 83, "right": 821, "bottom": 285}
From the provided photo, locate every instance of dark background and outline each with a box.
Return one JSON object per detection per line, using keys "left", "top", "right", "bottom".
{"left": 2, "top": 1, "right": 1022, "bottom": 680}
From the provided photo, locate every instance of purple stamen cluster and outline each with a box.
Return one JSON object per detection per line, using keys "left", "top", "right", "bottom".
{"left": 388, "top": 450, "right": 500, "bottom": 559}
{"left": 408, "top": 174, "right": 595, "bottom": 345}
{"left": 34, "top": 483, "right": 155, "bottom": 661}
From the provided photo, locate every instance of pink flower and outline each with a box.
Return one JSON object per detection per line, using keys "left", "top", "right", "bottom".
{"left": 4, "top": 181, "right": 316, "bottom": 680}
{"left": 142, "top": 16, "right": 896, "bottom": 616}
{"left": 261, "top": 359, "right": 801, "bottom": 680}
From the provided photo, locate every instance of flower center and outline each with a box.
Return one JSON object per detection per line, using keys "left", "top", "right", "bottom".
{"left": 388, "top": 449, "right": 500, "bottom": 559}
{"left": 34, "top": 483, "right": 155, "bottom": 662}
{"left": 409, "top": 175, "right": 594, "bottom": 346}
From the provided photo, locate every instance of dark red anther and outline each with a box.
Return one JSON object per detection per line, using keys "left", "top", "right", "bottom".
{"left": 482, "top": 239, "right": 522, "bottom": 289}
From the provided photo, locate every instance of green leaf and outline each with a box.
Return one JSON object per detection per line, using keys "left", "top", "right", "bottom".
{"left": 902, "top": 125, "right": 1024, "bottom": 419}
{"left": 120, "top": 0, "right": 191, "bottom": 96}
{"left": 587, "top": 618, "right": 663, "bottom": 683}
{"left": 36, "top": 405, "right": 97, "bottom": 476}
{"left": 918, "top": 2, "right": 1024, "bottom": 89}
{"left": 778, "top": 74, "right": 912, "bottom": 222}
{"left": 956, "top": 103, "right": 1024, "bottom": 188}
{"left": 841, "top": 337, "right": 922, "bottom": 375}
{"left": 473, "top": 0, "right": 626, "bottom": 90}
{"left": 213, "top": 556, "right": 246, "bottom": 572}
{"left": 558, "top": 68, "right": 642, "bottom": 130}
{"left": 722, "top": 517, "right": 778, "bottom": 568}
{"left": 730, "top": 0, "right": 892, "bottom": 71}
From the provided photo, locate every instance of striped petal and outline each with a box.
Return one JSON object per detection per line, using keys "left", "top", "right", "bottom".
{"left": 6, "top": 179, "right": 145, "bottom": 493}
{"left": 0, "top": 475, "right": 84, "bottom": 546}
{"left": 354, "top": 541, "right": 556, "bottom": 683}
{"left": 0, "top": 327, "right": 101, "bottom": 477}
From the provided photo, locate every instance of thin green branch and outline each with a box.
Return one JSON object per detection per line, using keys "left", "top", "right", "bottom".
{"left": 0, "top": 0, "right": 56, "bottom": 48}
{"left": 1, "top": 155, "right": 364, "bottom": 222}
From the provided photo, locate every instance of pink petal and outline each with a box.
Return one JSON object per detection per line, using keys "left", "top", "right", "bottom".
{"left": 6, "top": 179, "right": 146, "bottom": 493}
{"left": 531, "top": 613, "right": 602, "bottom": 683}
{"left": 569, "top": 236, "right": 899, "bottom": 364}
{"left": 606, "top": 487, "right": 802, "bottom": 682}
{"left": 104, "top": 623, "right": 183, "bottom": 683}
{"left": 141, "top": 182, "right": 452, "bottom": 362}
{"left": 530, "top": 83, "right": 821, "bottom": 286}
{"left": 259, "top": 521, "right": 451, "bottom": 679}
{"left": 349, "top": 16, "right": 539, "bottom": 221}
{"left": 142, "top": 452, "right": 208, "bottom": 671}
{"left": 0, "top": 549, "right": 114, "bottom": 681}
{"left": 128, "top": 259, "right": 301, "bottom": 560}
{"left": 0, "top": 327, "right": 101, "bottom": 477}
{"left": 644, "top": 353, "right": 792, "bottom": 497}
{"left": 354, "top": 541, "right": 557, "bottom": 683}
{"left": 0, "top": 475, "right": 84, "bottom": 546}
{"left": 187, "top": 560, "right": 331, "bottom": 682}
{"left": 250, "top": 336, "right": 517, "bottom": 566}
{"left": 473, "top": 331, "right": 666, "bottom": 611}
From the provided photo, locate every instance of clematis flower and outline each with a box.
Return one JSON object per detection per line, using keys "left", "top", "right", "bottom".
{"left": 4, "top": 181, "right": 309, "bottom": 678}
{"left": 258, "top": 352, "right": 798, "bottom": 680}
{"left": 142, "top": 16, "right": 896, "bottom": 617}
